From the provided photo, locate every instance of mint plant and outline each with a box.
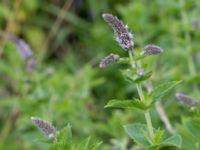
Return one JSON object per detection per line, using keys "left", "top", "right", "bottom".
{"left": 101, "top": 13, "right": 182, "bottom": 149}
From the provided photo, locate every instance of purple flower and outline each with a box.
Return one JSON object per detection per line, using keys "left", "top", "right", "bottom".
{"left": 102, "top": 13, "right": 134, "bottom": 50}
{"left": 99, "top": 53, "right": 119, "bottom": 68}
{"left": 192, "top": 20, "right": 200, "bottom": 29}
{"left": 175, "top": 92, "right": 198, "bottom": 107}
{"left": 31, "top": 117, "right": 56, "bottom": 138}
{"left": 9, "top": 35, "right": 33, "bottom": 59}
{"left": 142, "top": 44, "right": 163, "bottom": 55}
{"left": 27, "top": 58, "right": 36, "bottom": 71}
{"left": 136, "top": 68, "right": 144, "bottom": 76}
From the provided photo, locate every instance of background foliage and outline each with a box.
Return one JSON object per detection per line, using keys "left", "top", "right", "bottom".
{"left": 0, "top": 0, "right": 200, "bottom": 149}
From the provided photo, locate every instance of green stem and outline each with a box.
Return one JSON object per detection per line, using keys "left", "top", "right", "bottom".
{"left": 136, "top": 84, "right": 154, "bottom": 137}
{"left": 128, "top": 49, "right": 154, "bottom": 138}
{"left": 128, "top": 50, "right": 136, "bottom": 68}
{"left": 145, "top": 111, "right": 154, "bottom": 137}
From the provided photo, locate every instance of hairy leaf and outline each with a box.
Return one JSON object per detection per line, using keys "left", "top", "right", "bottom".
{"left": 161, "top": 134, "right": 182, "bottom": 148}
{"left": 124, "top": 123, "right": 151, "bottom": 146}
{"left": 105, "top": 99, "right": 149, "bottom": 110}
{"left": 150, "top": 81, "right": 182, "bottom": 102}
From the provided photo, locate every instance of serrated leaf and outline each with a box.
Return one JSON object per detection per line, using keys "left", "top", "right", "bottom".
{"left": 176, "top": 123, "right": 199, "bottom": 149}
{"left": 76, "top": 136, "right": 102, "bottom": 150}
{"left": 49, "top": 124, "right": 73, "bottom": 150}
{"left": 105, "top": 99, "right": 149, "bottom": 110}
{"left": 57, "top": 124, "right": 72, "bottom": 142}
{"left": 90, "top": 141, "right": 102, "bottom": 150}
{"left": 153, "top": 129, "right": 164, "bottom": 144}
{"left": 121, "top": 69, "right": 136, "bottom": 83}
{"left": 184, "top": 117, "right": 200, "bottom": 139}
{"left": 124, "top": 123, "right": 151, "bottom": 146}
{"left": 77, "top": 136, "right": 91, "bottom": 150}
{"left": 150, "top": 81, "right": 182, "bottom": 102}
{"left": 161, "top": 134, "right": 182, "bottom": 148}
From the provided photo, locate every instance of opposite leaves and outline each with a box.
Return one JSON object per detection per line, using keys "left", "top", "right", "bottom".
{"left": 124, "top": 123, "right": 182, "bottom": 149}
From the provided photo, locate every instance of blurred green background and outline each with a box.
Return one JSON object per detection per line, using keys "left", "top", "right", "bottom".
{"left": 0, "top": 0, "right": 200, "bottom": 149}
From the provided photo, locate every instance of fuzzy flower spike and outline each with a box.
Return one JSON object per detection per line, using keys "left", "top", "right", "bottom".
{"left": 142, "top": 44, "right": 163, "bottom": 55}
{"left": 175, "top": 92, "right": 198, "bottom": 107}
{"left": 99, "top": 53, "right": 119, "bottom": 68}
{"left": 31, "top": 116, "right": 56, "bottom": 138}
{"left": 102, "top": 13, "right": 134, "bottom": 50}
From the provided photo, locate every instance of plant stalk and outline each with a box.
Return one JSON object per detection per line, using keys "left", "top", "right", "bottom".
{"left": 128, "top": 50, "right": 136, "bottom": 68}
{"left": 128, "top": 49, "right": 154, "bottom": 138}
{"left": 136, "top": 84, "right": 154, "bottom": 138}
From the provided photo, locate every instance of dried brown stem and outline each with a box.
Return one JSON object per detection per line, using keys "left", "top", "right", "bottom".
{"left": 42, "top": 0, "right": 73, "bottom": 51}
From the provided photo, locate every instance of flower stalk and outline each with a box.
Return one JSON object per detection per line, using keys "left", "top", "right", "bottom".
{"left": 132, "top": 61, "right": 154, "bottom": 138}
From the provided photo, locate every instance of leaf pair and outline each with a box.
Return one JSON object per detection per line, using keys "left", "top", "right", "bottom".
{"left": 124, "top": 123, "right": 182, "bottom": 149}
{"left": 121, "top": 69, "right": 152, "bottom": 84}
{"left": 105, "top": 81, "right": 182, "bottom": 111}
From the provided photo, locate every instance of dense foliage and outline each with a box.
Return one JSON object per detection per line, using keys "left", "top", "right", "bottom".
{"left": 0, "top": 0, "right": 200, "bottom": 149}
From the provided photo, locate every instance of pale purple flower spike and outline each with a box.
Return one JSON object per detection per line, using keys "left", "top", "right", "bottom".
{"left": 102, "top": 13, "right": 134, "bottom": 50}
{"left": 31, "top": 116, "right": 56, "bottom": 138}
{"left": 9, "top": 35, "right": 33, "bottom": 59}
{"left": 142, "top": 44, "right": 163, "bottom": 55}
{"left": 99, "top": 53, "right": 119, "bottom": 68}
{"left": 175, "top": 92, "right": 198, "bottom": 107}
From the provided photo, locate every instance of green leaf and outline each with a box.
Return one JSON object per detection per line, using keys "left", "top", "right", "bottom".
{"left": 105, "top": 99, "right": 149, "bottom": 110}
{"left": 77, "top": 136, "right": 91, "bottom": 150}
{"left": 49, "top": 124, "right": 73, "bottom": 150}
{"left": 176, "top": 123, "right": 199, "bottom": 149}
{"left": 188, "top": 74, "right": 200, "bottom": 83}
{"left": 124, "top": 123, "right": 151, "bottom": 146}
{"left": 134, "top": 71, "right": 152, "bottom": 83}
{"left": 121, "top": 69, "right": 136, "bottom": 84}
{"left": 90, "top": 142, "right": 102, "bottom": 150}
{"left": 186, "top": 117, "right": 200, "bottom": 139}
{"left": 76, "top": 136, "right": 102, "bottom": 150}
{"left": 150, "top": 81, "right": 182, "bottom": 102}
{"left": 35, "top": 138, "right": 54, "bottom": 144}
{"left": 121, "top": 69, "right": 152, "bottom": 84}
{"left": 161, "top": 134, "right": 182, "bottom": 148}
{"left": 153, "top": 129, "right": 164, "bottom": 144}
{"left": 57, "top": 124, "right": 72, "bottom": 142}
